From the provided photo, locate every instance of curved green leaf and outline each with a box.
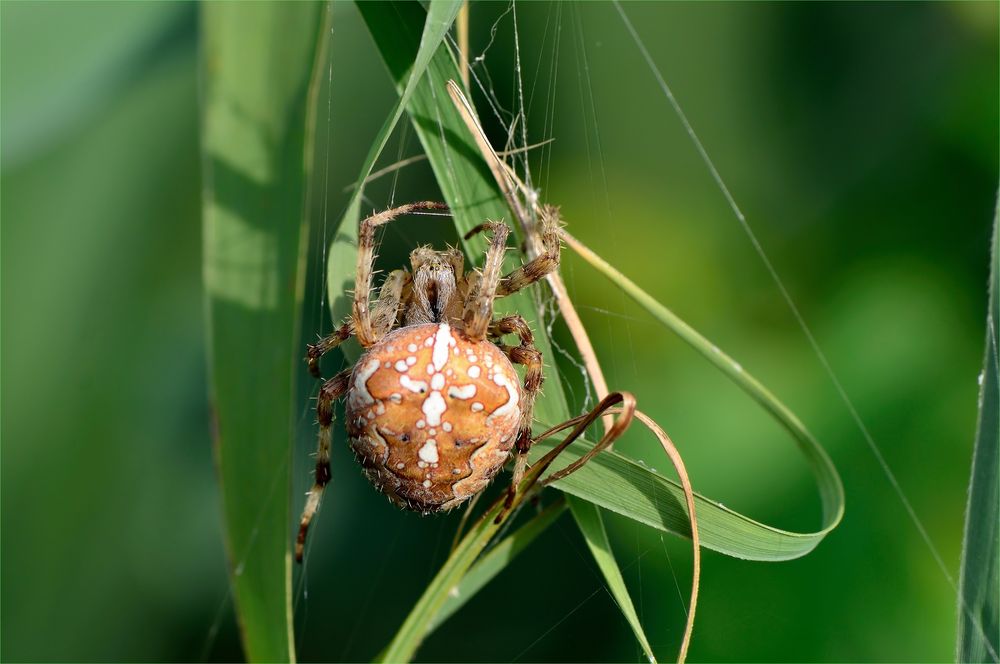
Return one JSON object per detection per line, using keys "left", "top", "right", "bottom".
{"left": 556, "top": 235, "right": 843, "bottom": 560}
{"left": 201, "top": 3, "right": 325, "bottom": 661}
{"left": 532, "top": 428, "right": 834, "bottom": 561}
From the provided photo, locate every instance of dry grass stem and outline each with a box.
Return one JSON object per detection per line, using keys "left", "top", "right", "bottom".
{"left": 446, "top": 80, "right": 613, "bottom": 434}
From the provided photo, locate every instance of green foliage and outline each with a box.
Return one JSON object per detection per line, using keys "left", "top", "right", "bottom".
{"left": 201, "top": 3, "right": 325, "bottom": 660}
{"left": 533, "top": 433, "right": 837, "bottom": 560}
{"left": 3, "top": 2, "right": 995, "bottom": 662}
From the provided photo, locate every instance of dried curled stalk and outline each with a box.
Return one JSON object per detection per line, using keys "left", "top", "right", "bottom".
{"left": 446, "top": 79, "right": 700, "bottom": 663}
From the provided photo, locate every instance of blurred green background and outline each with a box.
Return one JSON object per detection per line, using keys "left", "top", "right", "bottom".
{"left": 2, "top": 1, "right": 997, "bottom": 661}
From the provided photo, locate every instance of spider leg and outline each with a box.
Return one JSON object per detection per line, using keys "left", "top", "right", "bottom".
{"left": 495, "top": 333, "right": 543, "bottom": 509}
{"left": 462, "top": 222, "right": 510, "bottom": 341}
{"left": 488, "top": 314, "right": 534, "bottom": 346}
{"left": 495, "top": 211, "right": 561, "bottom": 298}
{"left": 371, "top": 269, "right": 411, "bottom": 338}
{"left": 306, "top": 271, "right": 409, "bottom": 378}
{"left": 296, "top": 368, "right": 351, "bottom": 563}
{"left": 306, "top": 320, "right": 354, "bottom": 378}
{"left": 354, "top": 201, "right": 448, "bottom": 347}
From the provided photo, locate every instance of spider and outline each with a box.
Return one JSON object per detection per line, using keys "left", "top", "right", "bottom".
{"left": 296, "top": 200, "right": 563, "bottom": 561}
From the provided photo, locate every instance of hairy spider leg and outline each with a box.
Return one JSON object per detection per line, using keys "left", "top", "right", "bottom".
{"left": 354, "top": 201, "right": 449, "bottom": 347}
{"left": 495, "top": 335, "right": 544, "bottom": 509}
{"left": 370, "top": 269, "right": 411, "bottom": 336}
{"left": 307, "top": 320, "right": 354, "bottom": 378}
{"left": 296, "top": 368, "right": 351, "bottom": 563}
{"left": 462, "top": 221, "right": 510, "bottom": 340}
{"left": 488, "top": 313, "right": 535, "bottom": 345}
{"left": 306, "top": 271, "right": 412, "bottom": 379}
{"left": 495, "top": 210, "right": 561, "bottom": 297}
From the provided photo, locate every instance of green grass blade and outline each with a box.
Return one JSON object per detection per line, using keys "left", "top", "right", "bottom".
{"left": 325, "top": 0, "right": 462, "bottom": 358}
{"left": 426, "top": 498, "right": 569, "bottom": 635}
{"left": 201, "top": 3, "right": 324, "bottom": 661}
{"left": 569, "top": 496, "right": 657, "bottom": 663}
{"left": 376, "top": 490, "right": 511, "bottom": 663}
{"left": 956, "top": 198, "right": 999, "bottom": 664}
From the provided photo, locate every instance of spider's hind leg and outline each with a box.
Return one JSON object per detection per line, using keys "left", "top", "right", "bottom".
{"left": 492, "top": 317, "right": 543, "bottom": 509}
{"left": 296, "top": 368, "right": 351, "bottom": 563}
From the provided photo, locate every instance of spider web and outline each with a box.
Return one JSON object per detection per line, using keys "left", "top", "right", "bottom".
{"left": 435, "top": 3, "right": 989, "bottom": 661}
{"left": 466, "top": 6, "right": 681, "bottom": 658}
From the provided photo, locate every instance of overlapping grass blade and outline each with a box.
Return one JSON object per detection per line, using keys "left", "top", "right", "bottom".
{"left": 531, "top": 427, "right": 829, "bottom": 560}
{"left": 569, "top": 497, "right": 657, "bottom": 663}
{"left": 956, "top": 199, "right": 999, "bottom": 664}
{"left": 427, "top": 498, "right": 568, "bottom": 635}
{"left": 201, "top": 3, "right": 325, "bottom": 661}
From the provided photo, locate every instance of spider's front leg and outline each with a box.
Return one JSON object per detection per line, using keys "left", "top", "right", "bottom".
{"left": 495, "top": 209, "right": 561, "bottom": 298}
{"left": 296, "top": 368, "right": 351, "bottom": 563}
{"left": 354, "top": 201, "right": 448, "bottom": 346}
{"left": 462, "top": 221, "right": 510, "bottom": 340}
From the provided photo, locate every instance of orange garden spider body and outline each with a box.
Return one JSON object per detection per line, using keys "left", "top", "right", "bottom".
{"left": 296, "top": 201, "right": 564, "bottom": 561}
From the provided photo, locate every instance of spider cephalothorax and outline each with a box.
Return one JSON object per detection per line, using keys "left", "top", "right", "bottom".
{"left": 296, "top": 201, "right": 560, "bottom": 560}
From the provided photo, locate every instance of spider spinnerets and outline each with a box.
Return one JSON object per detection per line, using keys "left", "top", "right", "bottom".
{"left": 296, "top": 201, "right": 561, "bottom": 561}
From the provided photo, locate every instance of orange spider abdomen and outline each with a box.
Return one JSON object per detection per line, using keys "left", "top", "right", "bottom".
{"left": 345, "top": 322, "right": 522, "bottom": 513}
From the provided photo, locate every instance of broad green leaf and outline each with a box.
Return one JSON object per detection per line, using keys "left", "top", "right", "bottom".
{"left": 956, "top": 198, "right": 999, "bottom": 664}
{"left": 201, "top": 3, "right": 325, "bottom": 661}
{"left": 569, "top": 497, "right": 657, "bottom": 663}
